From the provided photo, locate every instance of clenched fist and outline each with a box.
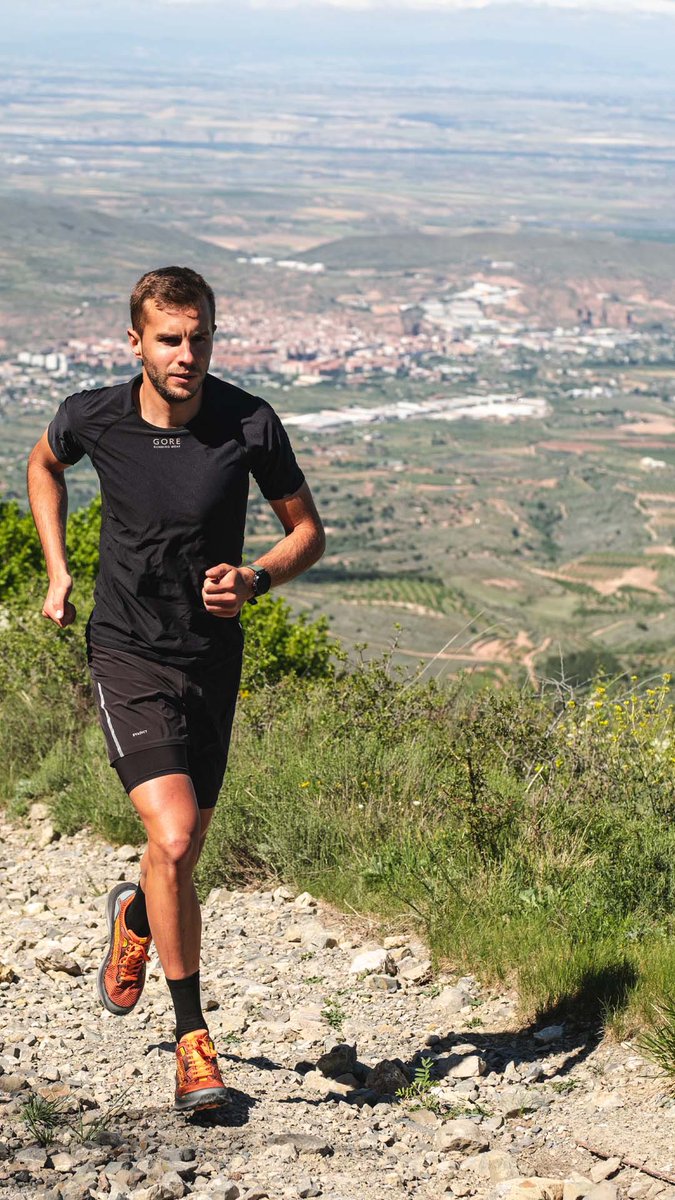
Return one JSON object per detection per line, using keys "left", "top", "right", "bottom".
{"left": 202, "top": 563, "right": 255, "bottom": 618}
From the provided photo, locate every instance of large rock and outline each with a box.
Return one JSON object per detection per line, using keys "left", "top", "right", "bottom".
{"left": 316, "top": 1042, "right": 357, "bottom": 1078}
{"left": 449, "top": 1052, "right": 487, "bottom": 1079}
{"left": 35, "top": 949, "right": 82, "bottom": 977}
{"left": 269, "top": 1132, "right": 333, "bottom": 1157}
{"left": 563, "top": 1181, "right": 593, "bottom": 1200}
{"left": 434, "top": 1118, "right": 490, "bottom": 1154}
{"left": 589, "top": 1160, "right": 621, "bottom": 1184}
{"left": 585, "top": 1185, "right": 618, "bottom": 1200}
{"left": 533, "top": 1025, "right": 564, "bottom": 1045}
{"left": 363, "top": 1058, "right": 410, "bottom": 1095}
{"left": 468, "top": 1150, "right": 521, "bottom": 1183}
{"left": 434, "top": 985, "right": 472, "bottom": 1014}
{"left": 349, "top": 948, "right": 397, "bottom": 976}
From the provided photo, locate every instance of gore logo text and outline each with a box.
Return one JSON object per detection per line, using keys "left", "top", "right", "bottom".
{"left": 152, "top": 437, "right": 182, "bottom": 449}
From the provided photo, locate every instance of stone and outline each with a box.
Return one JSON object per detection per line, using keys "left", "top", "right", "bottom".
{"left": 272, "top": 886, "right": 293, "bottom": 903}
{"left": 115, "top": 844, "right": 140, "bottom": 861}
{"left": 300, "top": 923, "right": 339, "bottom": 950}
{"left": 533, "top": 1025, "right": 564, "bottom": 1045}
{"left": 349, "top": 947, "right": 397, "bottom": 976}
{"left": 434, "top": 985, "right": 471, "bottom": 1014}
{"left": 398, "top": 959, "right": 432, "bottom": 984}
{"left": 294, "top": 892, "right": 318, "bottom": 910}
{"left": 484, "top": 1150, "right": 521, "bottom": 1183}
{"left": 37, "top": 821, "right": 59, "bottom": 848}
{"left": 363, "top": 1059, "right": 410, "bottom": 1095}
{"left": 0, "top": 1072, "right": 29, "bottom": 1093}
{"left": 29, "top": 801, "right": 51, "bottom": 821}
{"left": 501, "top": 1090, "right": 549, "bottom": 1118}
{"left": 52, "top": 1152, "right": 77, "bottom": 1172}
{"left": 35, "top": 949, "right": 82, "bottom": 976}
{"left": 316, "top": 1042, "right": 357, "bottom": 1078}
{"left": 498, "top": 1179, "right": 565, "bottom": 1200}
{"left": 589, "top": 1160, "right": 621, "bottom": 1184}
{"left": 448, "top": 1053, "right": 486, "bottom": 1079}
{"left": 564, "top": 1182, "right": 593, "bottom": 1200}
{"left": 408, "top": 1107, "right": 439, "bottom": 1127}
{"left": 157, "top": 1171, "right": 187, "bottom": 1198}
{"left": 269, "top": 1133, "right": 333, "bottom": 1157}
{"left": 434, "top": 1118, "right": 490, "bottom": 1154}
{"left": 14, "top": 1143, "right": 50, "bottom": 1167}
{"left": 0, "top": 963, "right": 17, "bottom": 983}
{"left": 366, "top": 972, "right": 399, "bottom": 992}
{"left": 585, "top": 1185, "right": 618, "bottom": 1200}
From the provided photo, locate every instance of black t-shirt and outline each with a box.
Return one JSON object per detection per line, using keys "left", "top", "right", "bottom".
{"left": 47, "top": 373, "right": 305, "bottom": 667}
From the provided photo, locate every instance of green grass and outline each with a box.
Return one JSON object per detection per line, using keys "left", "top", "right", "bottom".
{"left": 4, "top": 606, "right": 675, "bottom": 1052}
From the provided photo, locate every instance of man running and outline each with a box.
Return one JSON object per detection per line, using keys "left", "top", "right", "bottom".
{"left": 27, "top": 266, "right": 325, "bottom": 1113}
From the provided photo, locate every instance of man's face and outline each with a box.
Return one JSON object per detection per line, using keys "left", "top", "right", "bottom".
{"left": 128, "top": 298, "right": 215, "bottom": 404}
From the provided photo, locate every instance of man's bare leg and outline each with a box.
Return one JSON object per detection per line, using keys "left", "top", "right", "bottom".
{"left": 122, "top": 773, "right": 228, "bottom": 1110}
{"left": 129, "top": 773, "right": 204, "bottom": 979}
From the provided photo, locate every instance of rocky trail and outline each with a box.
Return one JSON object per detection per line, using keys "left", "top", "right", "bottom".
{"left": 1, "top": 807, "right": 675, "bottom": 1200}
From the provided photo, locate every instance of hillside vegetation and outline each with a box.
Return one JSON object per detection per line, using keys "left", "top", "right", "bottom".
{"left": 2, "top": 497, "right": 675, "bottom": 1049}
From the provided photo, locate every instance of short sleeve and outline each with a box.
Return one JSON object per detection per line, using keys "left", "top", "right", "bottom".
{"left": 248, "top": 402, "right": 305, "bottom": 501}
{"left": 47, "top": 397, "right": 87, "bottom": 465}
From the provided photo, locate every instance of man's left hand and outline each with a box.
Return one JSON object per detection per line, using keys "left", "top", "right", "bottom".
{"left": 202, "top": 563, "right": 254, "bottom": 618}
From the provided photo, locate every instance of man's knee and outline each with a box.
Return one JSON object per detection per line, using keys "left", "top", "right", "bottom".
{"left": 149, "top": 828, "right": 200, "bottom": 873}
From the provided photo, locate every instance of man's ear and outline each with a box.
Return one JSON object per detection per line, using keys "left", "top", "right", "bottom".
{"left": 127, "top": 326, "right": 142, "bottom": 360}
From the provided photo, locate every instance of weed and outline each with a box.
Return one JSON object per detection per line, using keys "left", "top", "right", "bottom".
{"left": 639, "top": 999, "right": 675, "bottom": 1083}
{"left": 322, "top": 997, "right": 347, "bottom": 1032}
{"left": 20, "top": 1094, "right": 68, "bottom": 1147}
{"left": 70, "top": 1087, "right": 133, "bottom": 1145}
{"left": 550, "top": 1079, "right": 580, "bottom": 1095}
{"left": 396, "top": 1057, "right": 436, "bottom": 1101}
{"left": 421, "top": 983, "right": 442, "bottom": 999}
{"left": 443, "top": 1100, "right": 492, "bottom": 1119}
{"left": 20, "top": 1087, "right": 132, "bottom": 1148}
{"left": 303, "top": 975, "right": 325, "bottom": 985}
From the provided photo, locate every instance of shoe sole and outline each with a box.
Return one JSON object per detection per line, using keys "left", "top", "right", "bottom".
{"left": 96, "top": 882, "right": 143, "bottom": 1016}
{"left": 174, "top": 1085, "right": 229, "bottom": 1114}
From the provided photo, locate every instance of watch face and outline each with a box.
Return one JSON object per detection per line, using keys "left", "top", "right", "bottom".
{"left": 254, "top": 568, "right": 271, "bottom": 596}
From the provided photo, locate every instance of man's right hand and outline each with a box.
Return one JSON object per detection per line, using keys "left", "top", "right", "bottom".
{"left": 42, "top": 575, "right": 76, "bottom": 628}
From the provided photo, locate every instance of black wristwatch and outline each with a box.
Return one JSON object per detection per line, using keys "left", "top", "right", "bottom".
{"left": 247, "top": 565, "right": 272, "bottom": 605}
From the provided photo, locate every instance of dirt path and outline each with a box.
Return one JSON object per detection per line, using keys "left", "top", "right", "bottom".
{"left": 1, "top": 811, "right": 675, "bottom": 1200}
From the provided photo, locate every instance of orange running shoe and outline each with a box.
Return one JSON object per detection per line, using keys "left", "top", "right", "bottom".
{"left": 174, "top": 1029, "right": 228, "bottom": 1113}
{"left": 97, "top": 883, "right": 151, "bottom": 1016}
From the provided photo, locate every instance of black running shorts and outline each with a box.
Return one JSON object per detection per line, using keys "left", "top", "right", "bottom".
{"left": 88, "top": 642, "right": 243, "bottom": 809}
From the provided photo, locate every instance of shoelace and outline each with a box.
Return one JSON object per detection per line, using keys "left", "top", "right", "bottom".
{"left": 178, "top": 1034, "right": 219, "bottom": 1085}
{"left": 117, "top": 937, "right": 150, "bottom": 985}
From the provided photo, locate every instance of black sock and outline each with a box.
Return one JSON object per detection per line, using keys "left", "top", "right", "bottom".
{"left": 125, "top": 884, "right": 151, "bottom": 939}
{"left": 167, "top": 971, "right": 207, "bottom": 1042}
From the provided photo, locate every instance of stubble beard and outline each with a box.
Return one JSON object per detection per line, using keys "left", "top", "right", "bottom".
{"left": 143, "top": 358, "right": 204, "bottom": 405}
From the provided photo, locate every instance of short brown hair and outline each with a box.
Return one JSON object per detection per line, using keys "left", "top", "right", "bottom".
{"left": 130, "top": 266, "right": 216, "bottom": 333}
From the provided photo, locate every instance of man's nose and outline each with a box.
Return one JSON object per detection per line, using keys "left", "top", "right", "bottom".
{"left": 178, "top": 339, "right": 195, "bottom": 363}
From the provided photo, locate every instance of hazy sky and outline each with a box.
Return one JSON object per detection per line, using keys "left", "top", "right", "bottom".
{"left": 5, "top": 0, "right": 675, "bottom": 83}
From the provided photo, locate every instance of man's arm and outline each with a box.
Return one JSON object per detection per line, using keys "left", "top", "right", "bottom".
{"left": 26, "top": 431, "right": 77, "bottom": 628}
{"left": 202, "top": 481, "right": 325, "bottom": 618}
